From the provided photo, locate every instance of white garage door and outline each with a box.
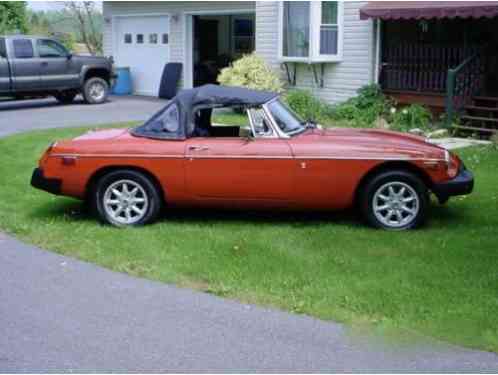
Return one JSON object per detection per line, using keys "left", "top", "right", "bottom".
{"left": 115, "top": 15, "right": 170, "bottom": 96}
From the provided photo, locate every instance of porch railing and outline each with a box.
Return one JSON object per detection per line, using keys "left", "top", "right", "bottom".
{"left": 380, "top": 44, "right": 479, "bottom": 93}
{"left": 445, "top": 51, "right": 484, "bottom": 124}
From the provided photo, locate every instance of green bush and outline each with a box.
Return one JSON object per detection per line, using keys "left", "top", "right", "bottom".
{"left": 389, "top": 104, "right": 432, "bottom": 132}
{"left": 217, "top": 53, "right": 284, "bottom": 93}
{"left": 284, "top": 89, "right": 327, "bottom": 121}
{"left": 327, "top": 84, "right": 390, "bottom": 126}
{"left": 491, "top": 133, "right": 498, "bottom": 150}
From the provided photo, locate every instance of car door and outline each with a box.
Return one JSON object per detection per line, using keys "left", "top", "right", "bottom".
{"left": 184, "top": 109, "right": 294, "bottom": 203}
{"left": 0, "top": 37, "right": 11, "bottom": 93}
{"left": 36, "top": 39, "right": 79, "bottom": 89}
{"left": 9, "top": 38, "right": 41, "bottom": 91}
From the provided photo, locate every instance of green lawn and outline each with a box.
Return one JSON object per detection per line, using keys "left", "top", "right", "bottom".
{"left": 0, "top": 125, "right": 497, "bottom": 353}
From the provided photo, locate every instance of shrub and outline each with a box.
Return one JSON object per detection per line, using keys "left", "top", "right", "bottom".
{"left": 217, "top": 54, "right": 284, "bottom": 93}
{"left": 389, "top": 104, "right": 432, "bottom": 132}
{"left": 284, "top": 89, "right": 327, "bottom": 121}
{"left": 491, "top": 133, "right": 498, "bottom": 150}
{"left": 327, "top": 84, "right": 390, "bottom": 126}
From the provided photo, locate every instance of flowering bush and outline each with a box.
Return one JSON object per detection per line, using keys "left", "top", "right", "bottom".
{"left": 217, "top": 53, "right": 284, "bottom": 93}
{"left": 389, "top": 104, "right": 432, "bottom": 132}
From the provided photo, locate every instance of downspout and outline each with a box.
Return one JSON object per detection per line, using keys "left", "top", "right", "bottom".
{"left": 374, "top": 19, "right": 381, "bottom": 84}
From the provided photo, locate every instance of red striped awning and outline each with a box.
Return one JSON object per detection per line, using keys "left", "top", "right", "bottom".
{"left": 360, "top": 1, "right": 498, "bottom": 20}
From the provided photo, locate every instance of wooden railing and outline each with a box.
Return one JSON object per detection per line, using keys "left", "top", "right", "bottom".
{"left": 380, "top": 44, "right": 480, "bottom": 93}
{"left": 446, "top": 52, "right": 484, "bottom": 124}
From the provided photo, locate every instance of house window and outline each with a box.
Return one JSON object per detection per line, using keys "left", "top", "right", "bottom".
{"left": 136, "top": 34, "right": 144, "bottom": 44}
{"left": 320, "top": 2, "right": 338, "bottom": 55}
{"left": 124, "top": 34, "right": 132, "bottom": 44}
{"left": 282, "top": 2, "right": 310, "bottom": 58}
{"left": 162, "top": 33, "right": 168, "bottom": 44}
{"left": 279, "top": 1, "right": 343, "bottom": 62}
{"left": 149, "top": 33, "right": 158, "bottom": 44}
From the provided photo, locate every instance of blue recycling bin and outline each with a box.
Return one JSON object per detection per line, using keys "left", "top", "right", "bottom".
{"left": 112, "top": 67, "right": 132, "bottom": 95}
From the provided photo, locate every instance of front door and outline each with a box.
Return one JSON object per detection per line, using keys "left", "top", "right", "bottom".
{"left": 36, "top": 39, "right": 79, "bottom": 89}
{"left": 185, "top": 137, "right": 294, "bottom": 202}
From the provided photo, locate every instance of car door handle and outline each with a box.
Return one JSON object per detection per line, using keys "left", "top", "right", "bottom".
{"left": 41, "top": 61, "right": 48, "bottom": 66}
{"left": 188, "top": 146, "right": 209, "bottom": 151}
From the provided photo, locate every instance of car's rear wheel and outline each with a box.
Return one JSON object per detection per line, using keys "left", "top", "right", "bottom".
{"left": 93, "top": 170, "right": 162, "bottom": 227}
{"left": 54, "top": 90, "right": 77, "bottom": 104}
{"left": 83, "top": 77, "right": 109, "bottom": 104}
{"left": 360, "top": 170, "right": 429, "bottom": 230}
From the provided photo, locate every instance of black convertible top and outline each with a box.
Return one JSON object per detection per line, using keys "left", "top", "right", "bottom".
{"left": 131, "top": 85, "right": 278, "bottom": 140}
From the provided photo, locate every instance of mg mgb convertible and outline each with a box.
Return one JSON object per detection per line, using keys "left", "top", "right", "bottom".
{"left": 31, "top": 85, "right": 474, "bottom": 230}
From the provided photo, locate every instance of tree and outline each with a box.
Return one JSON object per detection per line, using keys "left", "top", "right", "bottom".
{"left": 63, "top": 1, "right": 102, "bottom": 55}
{"left": 0, "top": 1, "right": 29, "bottom": 34}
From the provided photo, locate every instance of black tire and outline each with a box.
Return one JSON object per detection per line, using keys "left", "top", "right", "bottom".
{"left": 359, "top": 170, "right": 429, "bottom": 230}
{"left": 54, "top": 90, "right": 77, "bottom": 104}
{"left": 93, "top": 170, "right": 162, "bottom": 227}
{"left": 82, "top": 77, "right": 109, "bottom": 104}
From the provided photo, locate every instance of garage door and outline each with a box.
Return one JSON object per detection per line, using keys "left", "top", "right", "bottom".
{"left": 115, "top": 15, "right": 170, "bottom": 96}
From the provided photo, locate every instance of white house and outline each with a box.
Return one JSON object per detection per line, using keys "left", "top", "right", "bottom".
{"left": 102, "top": 1, "right": 378, "bottom": 103}
{"left": 103, "top": 1, "right": 498, "bottom": 132}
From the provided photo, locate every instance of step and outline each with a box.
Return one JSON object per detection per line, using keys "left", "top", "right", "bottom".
{"left": 460, "top": 115, "right": 498, "bottom": 123}
{"left": 473, "top": 96, "right": 498, "bottom": 103}
{"left": 465, "top": 105, "right": 498, "bottom": 113}
{"left": 453, "top": 124, "right": 497, "bottom": 133}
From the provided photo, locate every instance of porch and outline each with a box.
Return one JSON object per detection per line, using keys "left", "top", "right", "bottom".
{"left": 361, "top": 1, "right": 498, "bottom": 135}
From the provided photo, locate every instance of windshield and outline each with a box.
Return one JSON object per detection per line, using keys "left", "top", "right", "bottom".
{"left": 266, "top": 99, "right": 306, "bottom": 136}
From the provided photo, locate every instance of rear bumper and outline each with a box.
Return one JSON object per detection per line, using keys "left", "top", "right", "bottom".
{"left": 432, "top": 166, "right": 474, "bottom": 201}
{"left": 30, "top": 168, "right": 61, "bottom": 195}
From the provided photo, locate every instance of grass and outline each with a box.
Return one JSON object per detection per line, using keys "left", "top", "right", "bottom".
{"left": 0, "top": 125, "right": 497, "bottom": 353}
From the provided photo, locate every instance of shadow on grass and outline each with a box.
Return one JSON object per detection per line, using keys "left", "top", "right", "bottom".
{"left": 28, "top": 198, "right": 364, "bottom": 228}
{"left": 28, "top": 196, "right": 470, "bottom": 230}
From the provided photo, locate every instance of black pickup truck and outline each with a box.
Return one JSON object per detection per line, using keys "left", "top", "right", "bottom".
{"left": 0, "top": 35, "right": 114, "bottom": 104}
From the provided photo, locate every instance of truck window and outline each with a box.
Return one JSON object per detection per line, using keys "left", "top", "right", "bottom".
{"left": 13, "top": 39, "right": 34, "bottom": 59}
{"left": 0, "top": 38, "right": 6, "bottom": 58}
{"left": 37, "top": 39, "right": 68, "bottom": 58}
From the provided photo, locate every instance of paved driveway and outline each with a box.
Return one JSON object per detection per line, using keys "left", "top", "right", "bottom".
{"left": 0, "top": 97, "right": 497, "bottom": 372}
{"left": 0, "top": 96, "right": 167, "bottom": 137}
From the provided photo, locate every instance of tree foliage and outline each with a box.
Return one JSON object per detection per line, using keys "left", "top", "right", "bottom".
{"left": 0, "top": 1, "right": 29, "bottom": 34}
{"left": 64, "top": 1, "right": 103, "bottom": 55}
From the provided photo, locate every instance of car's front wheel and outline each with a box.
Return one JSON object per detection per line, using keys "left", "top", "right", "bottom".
{"left": 83, "top": 77, "right": 109, "bottom": 104}
{"left": 93, "top": 170, "right": 162, "bottom": 227}
{"left": 360, "top": 170, "right": 429, "bottom": 230}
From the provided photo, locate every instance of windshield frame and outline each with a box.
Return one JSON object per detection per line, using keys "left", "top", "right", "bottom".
{"left": 263, "top": 98, "right": 307, "bottom": 137}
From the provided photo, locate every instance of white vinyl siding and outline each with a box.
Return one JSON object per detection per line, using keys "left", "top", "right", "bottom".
{"left": 103, "top": 1, "right": 255, "bottom": 91}
{"left": 257, "top": 1, "right": 375, "bottom": 105}
{"left": 103, "top": 1, "right": 375, "bottom": 105}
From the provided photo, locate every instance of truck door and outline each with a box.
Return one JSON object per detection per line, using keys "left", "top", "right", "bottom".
{"left": 9, "top": 38, "right": 41, "bottom": 91}
{"left": 0, "top": 37, "right": 11, "bottom": 93}
{"left": 36, "top": 39, "right": 79, "bottom": 89}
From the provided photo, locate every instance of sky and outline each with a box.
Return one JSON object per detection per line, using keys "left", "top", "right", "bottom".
{"left": 28, "top": 1, "right": 103, "bottom": 12}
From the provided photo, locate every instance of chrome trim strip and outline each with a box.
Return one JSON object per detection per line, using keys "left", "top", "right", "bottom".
{"left": 50, "top": 153, "right": 445, "bottom": 162}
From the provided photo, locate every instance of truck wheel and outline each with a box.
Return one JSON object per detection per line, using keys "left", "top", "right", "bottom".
{"left": 54, "top": 90, "right": 77, "bottom": 104}
{"left": 359, "top": 170, "right": 429, "bottom": 230}
{"left": 83, "top": 77, "right": 109, "bottom": 104}
{"left": 93, "top": 170, "right": 162, "bottom": 227}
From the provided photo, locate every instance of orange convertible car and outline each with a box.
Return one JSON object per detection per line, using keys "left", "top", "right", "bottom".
{"left": 31, "top": 85, "right": 474, "bottom": 230}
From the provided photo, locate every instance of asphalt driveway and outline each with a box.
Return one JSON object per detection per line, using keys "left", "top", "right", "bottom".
{"left": 0, "top": 95, "right": 167, "bottom": 137}
{"left": 0, "top": 96, "right": 497, "bottom": 372}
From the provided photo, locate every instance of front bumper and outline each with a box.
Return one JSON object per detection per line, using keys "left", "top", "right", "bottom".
{"left": 432, "top": 165, "right": 474, "bottom": 202}
{"left": 30, "top": 168, "right": 62, "bottom": 195}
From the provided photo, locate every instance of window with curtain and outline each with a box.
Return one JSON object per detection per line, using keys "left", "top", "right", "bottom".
{"left": 282, "top": 2, "right": 310, "bottom": 58}
{"left": 320, "top": 2, "right": 338, "bottom": 55}
{"left": 280, "top": 1, "right": 342, "bottom": 61}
